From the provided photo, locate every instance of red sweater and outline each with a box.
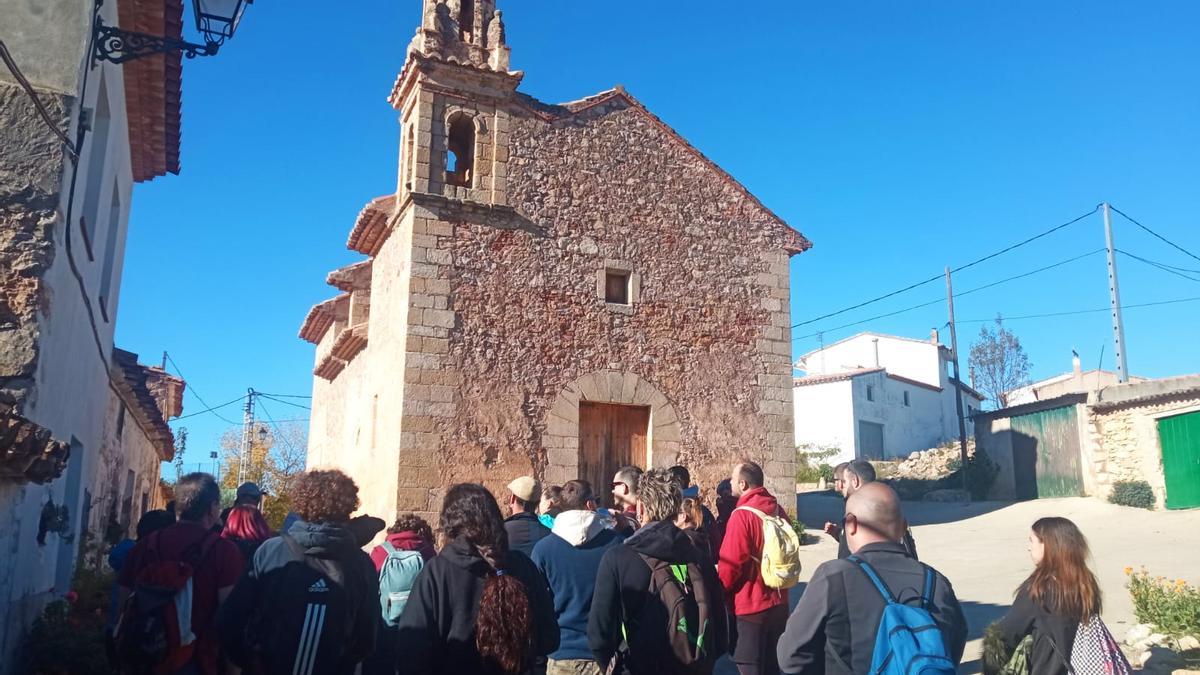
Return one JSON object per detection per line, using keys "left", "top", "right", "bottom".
{"left": 717, "top": 487, "right": 789, "bottom": 616}
{"left": 369, "top": 530, "right": 435, "bottom": 572}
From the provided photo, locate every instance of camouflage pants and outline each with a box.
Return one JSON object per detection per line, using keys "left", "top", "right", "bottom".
{"left": 546, "top": 658, "right": 602, "bottom": 675}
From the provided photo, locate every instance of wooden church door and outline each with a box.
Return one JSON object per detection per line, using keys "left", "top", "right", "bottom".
{"left": 578, "top": 402, "right": 650, "bottom": 507}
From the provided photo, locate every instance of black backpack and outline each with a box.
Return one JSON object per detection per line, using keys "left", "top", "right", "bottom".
{"left": 251, "top": 536, "right": 360, "bottom": 675}
{"left": 116, "top": 530, "right": 217, "bottom": 674}
{"left": 623, "top": 553, "right": 720, "bottom": 675}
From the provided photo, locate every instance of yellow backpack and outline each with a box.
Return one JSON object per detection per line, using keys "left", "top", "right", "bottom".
{"left": 734, "top": 506, "right": 802, "bottom": 589}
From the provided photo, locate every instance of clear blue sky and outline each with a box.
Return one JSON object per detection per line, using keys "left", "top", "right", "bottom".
{"left": 115, "top": 1, "right": 1200, "bottom": 471}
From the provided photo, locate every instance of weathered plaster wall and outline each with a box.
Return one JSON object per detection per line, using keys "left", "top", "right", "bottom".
{"left": 793, "top": 380, "right": 855, "bottom": 465}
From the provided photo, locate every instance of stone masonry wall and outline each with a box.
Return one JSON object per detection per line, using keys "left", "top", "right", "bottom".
{"left": 1088, "top": 395, "right": 1200, "bottom": 508}
{"left": 394, "top": 94, "right": 799, "bottom": 510}
{"left": 0, "top": 81, "right": 68, "bottom": 411}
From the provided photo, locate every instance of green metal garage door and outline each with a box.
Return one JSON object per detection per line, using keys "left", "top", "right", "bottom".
{"left": 1010, "top": 405, "right": 1083, "bottom": 498}
{"left": 1158, "top": 411, "right": 1200, "bottom": 510}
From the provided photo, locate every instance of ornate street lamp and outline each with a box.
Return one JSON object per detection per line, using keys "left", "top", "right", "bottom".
{"left": 93, "top": 0, "right": 253, "bottom": 65}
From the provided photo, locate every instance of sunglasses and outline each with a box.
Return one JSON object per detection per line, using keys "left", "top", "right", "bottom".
{"left": 611, "top": 481, "right": 629, "bottom": 490}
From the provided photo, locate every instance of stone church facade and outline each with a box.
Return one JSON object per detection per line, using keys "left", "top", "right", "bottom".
{"left": 301, "top": 0, "right": 811, "bottom": 521}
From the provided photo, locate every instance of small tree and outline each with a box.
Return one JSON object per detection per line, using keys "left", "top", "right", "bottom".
{"left": 219, "top": 422, "right": 307, "bottom": 529}
{"left": 968, "top": 315, "right": 1032, "bottom": 409}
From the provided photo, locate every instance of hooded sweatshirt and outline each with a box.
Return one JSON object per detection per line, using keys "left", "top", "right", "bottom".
{"left": 217, "top": 520, "right": 379, "bottom": 674}
{"left": 530, "top": 510, "right": 625, "bottom": 661}
{"left": 370, "top": 530, "right": 436, "bottom": 572}
{"left": 395, "top": 535, "right": 559, "bottom": 675}
{"left": 717, "top": 486, "right": 789, "bottom": 616}
{"left": 587, "top": 520, "right": 729, "bottom": 673}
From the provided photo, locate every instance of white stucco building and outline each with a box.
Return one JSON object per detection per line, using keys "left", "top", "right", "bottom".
{"left": 1, "top": 0, "right": 188, "bottom": 666}
{"left": 793, "top": 332, "right": 984, "bottom": 463}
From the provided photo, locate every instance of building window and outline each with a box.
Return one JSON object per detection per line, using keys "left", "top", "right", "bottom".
{"left": 98, "top": 183, "right": 122, "bottom": 322}
{"left": 116, "top": 404, "right": 126, "bottom": 438}
{"left": 446, "top": 114, "right": 474, "bottom": 187}
{"left": 866, "top": 385, "right": 875, "bottom": 402}
{"left": 903, "top": 391, "right": 911, "bottom": 407}
{"left": 459, "top": 0, "right": 474, "bottom": 42}
{"left": 605, "top": 270, "right": 631, "bottom": 304}
{"left": 80, "top": 75, "right": 112, "bottom": 261}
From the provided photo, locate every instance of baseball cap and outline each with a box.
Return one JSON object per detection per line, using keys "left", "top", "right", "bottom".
{"left": 507, "top": 476, "right": 540, "bottom": 503}
{"left": 236, "top": 481, "right": 263, "bottom": 500}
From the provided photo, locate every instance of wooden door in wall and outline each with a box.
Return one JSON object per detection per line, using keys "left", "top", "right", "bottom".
{"left": 578, "top": 402, "right": 650, "bottom": 508}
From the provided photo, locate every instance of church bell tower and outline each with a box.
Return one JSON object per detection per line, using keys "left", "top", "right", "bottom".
{"left": 390, "top": 0, "right": 520, "bottom": 208}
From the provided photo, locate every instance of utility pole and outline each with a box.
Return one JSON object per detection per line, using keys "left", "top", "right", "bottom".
{"left": 945, "top": 267, "right": 971, "bottom": 502}
{"left": 1102, "top": 203, "right": 1129, "bottom": 382}
{"left": 237, "top": 388, "right": 256, "bottom": 486}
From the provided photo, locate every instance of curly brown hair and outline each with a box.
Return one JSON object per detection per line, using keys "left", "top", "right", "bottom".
{"left": 389, "top": 513, "right": 434, "bottom": 543}
{"left": 291, "top": 469, "right": 360, "bottom": 524}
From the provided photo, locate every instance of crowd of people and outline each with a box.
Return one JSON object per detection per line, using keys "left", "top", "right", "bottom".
{"left": 104, "top": 457, "right": 1129, "bottom": 675}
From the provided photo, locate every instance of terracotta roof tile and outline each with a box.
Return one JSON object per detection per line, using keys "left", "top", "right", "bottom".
{"left": 330, "top": 324, "right": 368, "bottom": 362}
{"left": 314, "top": 354, "right": 348, "bottom": 381}
{"left": 117, "top": 0, "right": 183, "bottom": 182}
{"left": 111, "top": 348, "right": 177, "bottom": 460}
{"left": 326, "top": 260, "right": 373, "bottom": 292}
{"left": 793, "top": 368, "right": 884, "bottom": 387}
{"left": 346, "top": 195, "right": 396, "bottom": 256}
{"left": 298, "top": 294, "right": 350, "bottom": 344}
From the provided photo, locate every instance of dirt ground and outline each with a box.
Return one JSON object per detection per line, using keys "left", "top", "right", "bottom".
{"left": 776, "top": 493, "right": 1200, "bottom": 674}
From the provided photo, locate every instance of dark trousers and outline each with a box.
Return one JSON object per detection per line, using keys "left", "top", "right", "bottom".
{"left": 732, "top": 604, "right": 789, "bottom": 675}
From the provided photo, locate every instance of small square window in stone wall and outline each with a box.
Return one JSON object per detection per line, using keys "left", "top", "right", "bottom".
{"left": 605, "top": 271, "right": 630, "bottom": 304}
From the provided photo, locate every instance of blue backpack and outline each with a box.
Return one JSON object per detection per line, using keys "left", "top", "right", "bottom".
{"left": 378, "top": 542, "right": 424, "bottom": 627}
{"left": 848, "top": 556, "right": 956, "bottom": 675}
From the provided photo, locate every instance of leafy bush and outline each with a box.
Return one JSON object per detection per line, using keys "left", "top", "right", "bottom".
{"left": 795, "top": 444, "right": 840, "bottom": 484}
{"left": 1127, "top": 568, "right": 1200, "bottom": 636}
{"left": 1109, "top": 480, "right": 1155, "bottom": 509}
{"left": 962, "top": 451, "right": 999, "bottom": 500}
{"left": 791, "top": 517, "right": 806, "bottom": 544}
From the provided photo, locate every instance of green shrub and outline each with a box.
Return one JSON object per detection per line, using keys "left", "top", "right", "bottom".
{"left": 1127, "top": 568, "right": 1200, "bottom": 636}
{"left": 1109, "top": 480, "right": 1155, "bottom": 509}
{"left": 795, "top": 444, "right": 840, "bottom": 484}
{"left": 791, "top": 517, "right": 806, "bottom": 544}
{"left": 963, "top": 452, "right": 999, "bottom": 501}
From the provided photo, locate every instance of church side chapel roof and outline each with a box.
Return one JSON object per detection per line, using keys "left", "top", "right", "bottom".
{"left": 326, "top": 260, "right": 373, "bottom": 292}
{"left": 299, "top": 293, "right": 350, "bottom": 344}
{"left": 111, "top": 349, "right": 179, "bottom": 460}
{"left": 346, "top": 195, "right": 396, "bottom": 256}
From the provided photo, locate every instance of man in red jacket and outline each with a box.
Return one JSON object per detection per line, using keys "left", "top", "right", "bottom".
{"left": 718, "top": 461, "right": 790, "bottom": 675}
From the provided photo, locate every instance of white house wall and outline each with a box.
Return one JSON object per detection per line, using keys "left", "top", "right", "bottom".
{"left": 803, "top": 334, "right": 942, "bottom": 389}
{"left": 793, "top": 379, "right": 855, "bottom": 464}
{"left": 0, "top": 0, "right": 137, "bottom": 666}
{"left": 851, "top": 372, "right": 947, "bottom": 459}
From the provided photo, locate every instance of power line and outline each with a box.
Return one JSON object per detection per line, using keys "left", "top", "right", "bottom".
{"left": 164, "top": 353, "right": 241, "bottom": 425}
{"left": 1109, "top": 205, "right": 1200, "bottom": 264}
{"left": 256, "top": 397, "right": 302, "bottom": 458}
{"left": 955, "top": 295, "right": 1200, "bottom": 324}
{"left": 1118, "top": 249, "right": 1200, "bottom": 282}
{"left": 256, "top": 392, "right": 312, "bottom": 399}
{"left": 257, "top": 393, "right": 311, "bottom": 411}
{"left": 791, "top": 205, "right": 1100, "bottom": 328}
{"left": 171, "top": 394, "right": 247, "bottom": 421}
{"left": 0, "top": 39, "right": 78, "bottom": 159}
{"left": 792, "top": 248, "right": 1105, "bottom": 342}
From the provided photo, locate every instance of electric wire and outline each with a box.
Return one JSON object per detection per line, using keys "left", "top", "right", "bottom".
{"left": 255, "top": 392, "right": 312, "bottom": 399}
{"left": 1117, "top": 249, "right": 1200, "bottom": 282}
{"left": 0, "top": 39, "right": 78, "bottom": 159}
{"left": 171, "top": 394, "right": 247, "bottom": 421}
{"left": 791, "top": 248, "right": 1106, "bottom": 341}
{"left": 164, "top": 353, "right": 242, "bottom": 425}
{"left": 955, "top": 296, "right": 1200, "bottom": 324}
{"left": 1109, "top": 205, "right": 1200, "bottom": 265}
{"left": 256, "top": 397, "right": 302, "bottom": 458}
{"left": 256, "top": 391, "right": 309, "bottom": 408}
{"left": 791, "top": 205, "right": 1100, "bottom": 328}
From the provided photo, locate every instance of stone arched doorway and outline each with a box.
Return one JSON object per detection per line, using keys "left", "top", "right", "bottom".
{"left": 542, "top": 371, "right": 682, "bottom": 490}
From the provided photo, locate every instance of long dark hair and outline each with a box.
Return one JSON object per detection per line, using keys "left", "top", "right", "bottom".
{"left": 1021, "top": 517, "right": 1101, "bottom": 622}
{"left": 440, "top": 484, "right": 532, "bottom": 675}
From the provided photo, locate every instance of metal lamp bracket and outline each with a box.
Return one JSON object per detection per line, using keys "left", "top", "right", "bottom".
{"left": 92, "top": 0, "right": 220, "bottom": 65}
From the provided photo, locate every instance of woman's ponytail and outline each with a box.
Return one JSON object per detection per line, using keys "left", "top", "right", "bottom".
{"left": 440, "top": 484, "right": 535, "bottom": 675}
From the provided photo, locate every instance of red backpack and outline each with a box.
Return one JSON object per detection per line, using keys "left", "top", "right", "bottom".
{"left": 116, "top": 530, "right": 218, "bottom": 674}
